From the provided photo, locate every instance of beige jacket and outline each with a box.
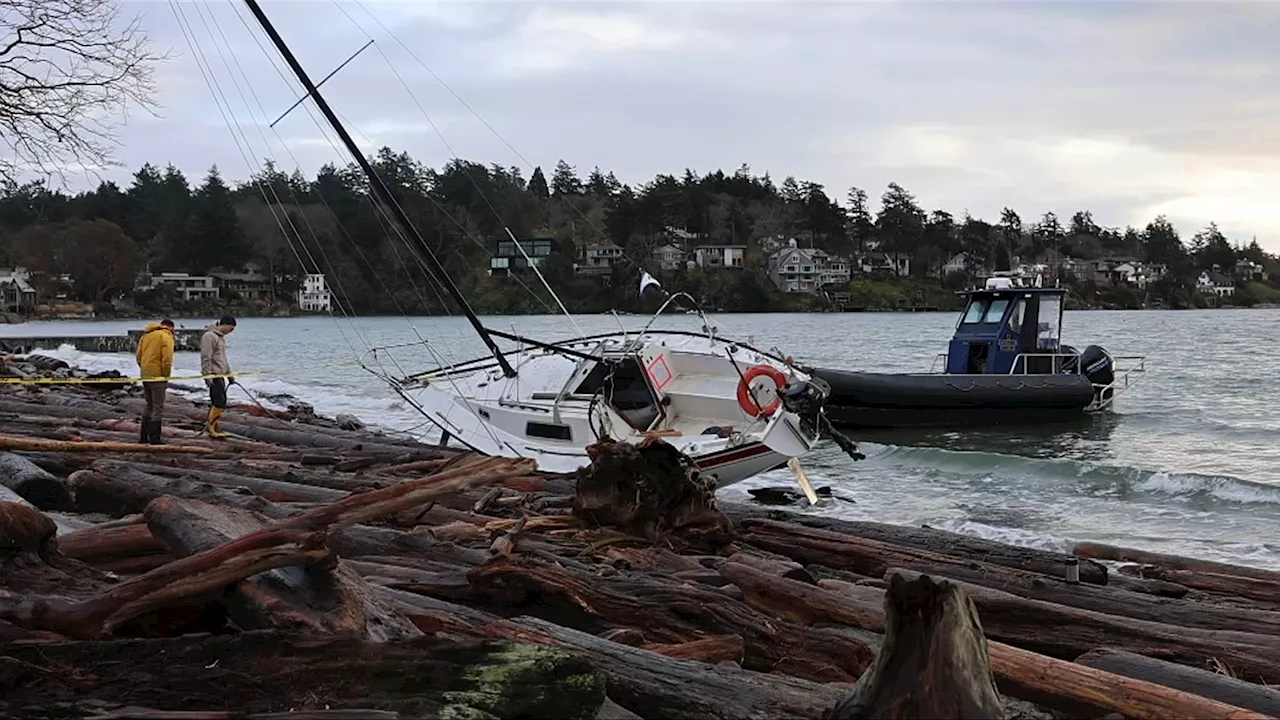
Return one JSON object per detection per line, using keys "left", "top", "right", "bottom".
{"left": 200, "top": 327, "right": 231, "bottom": 376}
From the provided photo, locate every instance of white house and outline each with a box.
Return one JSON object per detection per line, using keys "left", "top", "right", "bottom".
{"left": 1196, "top": 270, "right": 1235, "bottom": 297}
{"left": 693, "top": 244, "right": 746, "bottom": 269}
{"left": 576, "top": 241, "right": 624, "bottom": 276}
{"left": 297, "top": 273, "right": 333, "bottom": 312}
{"left": 0, "top": 267, "right": 37, "bottom": 313}
{"left": 859, "top": 251, "right": 911, "bottom": 277}
{"left": 651, "top": 244, "right": 686, "bottom": 271}
{"left": 145, "top": 272, "right": 221, "bottom": 302}
{"left": 767, "top": 239, "right": 852, "bottom": 294}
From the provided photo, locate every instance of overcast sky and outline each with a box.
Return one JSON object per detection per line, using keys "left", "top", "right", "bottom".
{"left": 95, "top": 1, "right": 1280, "bottom": 250}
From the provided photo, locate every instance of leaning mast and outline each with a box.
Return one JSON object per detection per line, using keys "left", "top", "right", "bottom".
{"left": 242, "top": 0, "right": 516, "bottom": 378}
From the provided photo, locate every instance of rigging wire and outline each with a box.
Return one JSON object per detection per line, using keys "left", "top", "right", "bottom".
{"left": 332, "top": 0, "right": 584, "bottom": 337}
{"left": 189, "top": 1, "right": 377, "bottom": 356}
{"left": 164, "top": 0, "right": 367, "bottom": 369}
{"left": 222, "top": 0, "right": 467, "bottom": 372}
{"left": 227, "top": 1, "right": 563, "bottom": 329}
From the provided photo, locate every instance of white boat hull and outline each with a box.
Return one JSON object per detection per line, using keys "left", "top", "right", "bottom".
{"left": 390, "top": 330, "right": 828, "bottom": 488}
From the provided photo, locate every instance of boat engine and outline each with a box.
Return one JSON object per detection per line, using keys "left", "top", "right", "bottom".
{"left": 1079, "top": 345, "right": 1115, "bottom": 402}
{"left": 781, "top": 375, "right": 831, "bottom": 435}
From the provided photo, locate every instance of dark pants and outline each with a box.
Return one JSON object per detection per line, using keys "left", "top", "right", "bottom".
{"left": 142, "top": 381, "right": 167, "bottom": 421}
{"left": 209, "top": 377, "right": 228, "bottom": 409}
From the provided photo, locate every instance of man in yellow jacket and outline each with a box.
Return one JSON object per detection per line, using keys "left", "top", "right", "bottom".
{"left": 135, "top": 319, "right": 175, "bottom": 444}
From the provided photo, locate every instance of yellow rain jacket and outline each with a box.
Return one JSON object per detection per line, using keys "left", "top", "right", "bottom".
{"left": 136, "top": 323, "right": 175, "bottom": 381}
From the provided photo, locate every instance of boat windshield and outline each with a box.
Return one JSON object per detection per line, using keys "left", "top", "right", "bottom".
{"left": 982, "top": 298, "right": 1009, "bottom": 323}
{"left": 961, "top": 299, "right": 989, "bottom": 325}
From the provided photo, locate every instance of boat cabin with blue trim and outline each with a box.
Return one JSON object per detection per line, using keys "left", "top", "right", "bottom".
{"left": 945, "top": 277, "right": 1066, "bottom": 375}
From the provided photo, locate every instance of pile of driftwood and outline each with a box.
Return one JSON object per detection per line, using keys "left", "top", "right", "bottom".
{"left": 1, "top": 373, "right": 1279, "bottom": 719}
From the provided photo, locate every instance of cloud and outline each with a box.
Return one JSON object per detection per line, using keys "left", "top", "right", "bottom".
{"left": 22, "top": 0, "right": 1279, "bottom": 251}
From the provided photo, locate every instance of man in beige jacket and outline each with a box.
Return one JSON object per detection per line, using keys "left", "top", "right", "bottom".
{"left": 200, "top": 315, "right": 237, "bottom": 438}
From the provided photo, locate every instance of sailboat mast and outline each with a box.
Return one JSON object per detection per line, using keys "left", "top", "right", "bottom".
{"left": 242, "top": 0, "right": 516, "bottom": 378}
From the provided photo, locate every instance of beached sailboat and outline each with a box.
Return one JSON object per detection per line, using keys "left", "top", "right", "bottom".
{"left": 241, "top": 2, "right": 855, "bottom": 488}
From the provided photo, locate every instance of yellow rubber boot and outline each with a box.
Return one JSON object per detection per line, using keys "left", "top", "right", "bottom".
{"left": 207, "top": 407, "right": 228, "bottom": 439}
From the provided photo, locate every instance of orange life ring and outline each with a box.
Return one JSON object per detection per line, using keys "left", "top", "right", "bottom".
{"left": 737, "top": 364, "right": 787, "bottom": 418}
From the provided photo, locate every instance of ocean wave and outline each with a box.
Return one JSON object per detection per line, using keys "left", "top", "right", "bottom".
{"left": 863, "top": 442, "right": 1280, "bottom": 507}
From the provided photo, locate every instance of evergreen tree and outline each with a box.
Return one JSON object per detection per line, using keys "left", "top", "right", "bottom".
{"left": 184, "top": 166, "right": 249, "bottom": 273}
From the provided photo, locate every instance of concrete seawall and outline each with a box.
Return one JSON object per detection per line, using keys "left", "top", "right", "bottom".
{"left": 0, "top": 329, "right": 204, "bottom": 354}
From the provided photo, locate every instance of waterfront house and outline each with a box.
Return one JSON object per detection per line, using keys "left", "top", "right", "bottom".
{"left": 490, "top": 234, "right": 559, "bottom": 277}
{"left": 297, "top": 273, "right": 333, "bottom": 312}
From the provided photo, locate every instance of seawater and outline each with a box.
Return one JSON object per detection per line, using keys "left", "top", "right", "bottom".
{"left": 14, "top": 308, "right": 1280, "bottom": 570}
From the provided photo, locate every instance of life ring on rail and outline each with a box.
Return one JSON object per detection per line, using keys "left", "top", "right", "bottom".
{"left": 737, "top": 364, "right": 787, "bottom": 418}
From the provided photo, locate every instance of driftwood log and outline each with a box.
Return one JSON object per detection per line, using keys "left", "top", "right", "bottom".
{"left": 739, "top": 518, "right": 1105, "bottom": 587}
{"left": 1075, "top": 648, "right": 1280, "bottom": 718}
{"left": 0, "top": 451, "right": 72, "bottom": 510}
{"left": 728, "top": 510, "right": 1108, "bottom": 584}
{"left": 887, "top": 568, "right": 1280, "bottom": 685}
{"left": 0, "top": 632, "right": 608, "bottom": 719}
{"left": 1074, "top": 541, "right": 1280, "bottom": 585}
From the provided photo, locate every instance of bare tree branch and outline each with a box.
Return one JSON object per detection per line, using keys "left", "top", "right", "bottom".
{"left": 0, "top": 0, "right": 166, "bottom": 186}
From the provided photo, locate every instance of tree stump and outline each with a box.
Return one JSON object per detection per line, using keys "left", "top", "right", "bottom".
{"left": 827, "top": 573, "right": 1005, "bottom": 720}
{"left": 572, "top": 438, "right": 732, "bottom": 551}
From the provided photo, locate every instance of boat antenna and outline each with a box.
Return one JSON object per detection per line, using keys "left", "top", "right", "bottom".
{"left": 242, "top": 0, "right": 516, "bottom": 378}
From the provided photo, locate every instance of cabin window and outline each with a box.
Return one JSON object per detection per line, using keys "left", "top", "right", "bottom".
{"left": 982, "top": 298, "right": 1009, "bottom": 323}
{"left": 1007, "top": 297, "right": 1026, "bottom": 335}
{"left": 961, "top": 299, "right": 989, "bottom": 324}
{"left": 1037, "top": 295, "right": 1063, "bottom": 349}
{"left": 526, "top": 421, "right": 572, "bottom": 441}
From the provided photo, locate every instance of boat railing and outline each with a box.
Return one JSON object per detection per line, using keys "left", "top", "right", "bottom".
{"left": 1087, "top": 354, "right": 1147, "bottom": 411}
{"left": 1008, "top": 352, "right": 1088, "bottom": 376}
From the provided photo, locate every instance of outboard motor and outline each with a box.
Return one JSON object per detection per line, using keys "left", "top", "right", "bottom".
{"left": 1079, "top": 345, "right": 1115, "bottom": 402}
{"left": 781, "top": 376, "right": 831, "bottom": 436}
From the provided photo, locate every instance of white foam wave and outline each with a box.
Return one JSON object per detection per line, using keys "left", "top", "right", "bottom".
{"left": 1137, "top": 471, "right": 1280, "bottom": 506}
{"left": 926, "top": 519, "right": 1073, "bottom": 554}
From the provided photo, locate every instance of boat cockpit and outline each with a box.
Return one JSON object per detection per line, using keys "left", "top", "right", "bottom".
{"left": 945, "top": 279, "right": 1066, "bottom": 375}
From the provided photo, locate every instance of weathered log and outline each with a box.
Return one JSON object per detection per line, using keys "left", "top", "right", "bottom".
{"left": 0, "top": 451, "right": 73, "bottom": 510}
{"left": 144, "top": 496, "right": 418, "bottom": 640}
{"left": 710, "top": 559, "right": 1271, "bottom": 719}
{"left": 719, "top": 561, "right": 886, "bottom": 633}
{"left": 0, "top": 435, "right": 214, "bottom": 455}
{"left": 1105, "top": 571, "right": 1190, "bottom": 599}
{"left": 0, "top": 523, "right": 330, "bottom": 637}
{"left": 863, "top": 548, "right": 1280, "bottom": 636}
{"left": 0, "top": 500, "right": 56, "bottom": 555}
{"left": 1075, "top": 648, "right": 1280, "bottom": 717}
{"left": 827, "top": 574, "right": 1005, "bottom": 720}
{"left": 740, "top": 518, "right": 1105, "bottom": 590}
{"left": 144, "top": 458, "right": 398, "bottom": 494}
{"left": 71, "top": 467, "right": 314, "bottom": 519}
{"left": 639, "top": 634, "right": 746, "bottom": 664}
{"left": 1125, "top": 565, "right": 1280, "bottom": 605}
{"left": 572, "top": 438, "right": 733, "bottom": 552}
{"left": 57, "top": 519, "right": 165, "bottom": 562}
{"left": 93, "top": 459, "right": 347, "bottom": 504}
{"left": 483, "top": 615, "right": 850, "bottom": 720}
{"left": 987, "top": 641, "right": 1268, "bottom": 720}
{"left": 728, "top": 509, "right": 1107, "bottom": 584}
{"left": 887, "top": 568, "right": 1280, "bottom": 685}
{"left": 0, "top": 632, "right": 608, "bottom": 719}
{"left": 1075, "top": 541, "right": 1280, "bottom": 584}
{"left": 724, "top": 550, "right": 817, "bottom": 584}
{"left": 467, "top": 554, "right": 876, "bottom": 682}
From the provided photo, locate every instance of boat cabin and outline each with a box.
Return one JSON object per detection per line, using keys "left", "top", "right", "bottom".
{"left": 945, "top": 278, "right": 1065, "bottom": 375}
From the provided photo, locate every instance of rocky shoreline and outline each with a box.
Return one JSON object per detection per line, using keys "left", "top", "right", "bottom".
{"left": 0, "top": 357, "right": 1277, "bottom": 719}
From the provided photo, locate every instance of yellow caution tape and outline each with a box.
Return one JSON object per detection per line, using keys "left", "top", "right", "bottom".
{"left": 0, "top": 371, "right": 265, "bottom": 385}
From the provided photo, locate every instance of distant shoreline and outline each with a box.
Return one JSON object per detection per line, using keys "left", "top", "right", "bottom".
{"left": 7, "top": 303, "right": 1279, "bottom": 324}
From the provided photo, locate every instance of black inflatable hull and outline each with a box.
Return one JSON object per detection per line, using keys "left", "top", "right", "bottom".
{"left": 810, "top": 368, "right": 1098, "bottom": 429}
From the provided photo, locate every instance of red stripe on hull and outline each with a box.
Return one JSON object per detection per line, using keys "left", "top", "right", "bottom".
{"left": 696, "top": 442, "right": 774, "bottom": 468}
